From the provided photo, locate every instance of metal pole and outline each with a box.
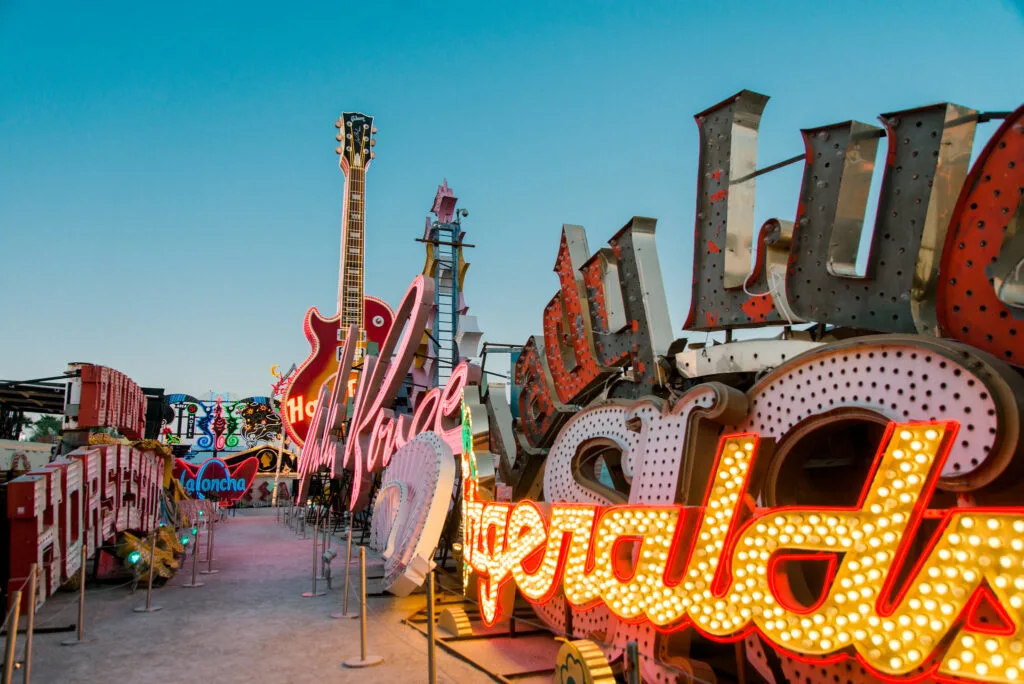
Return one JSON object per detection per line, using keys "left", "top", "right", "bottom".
{"left": 330, "top": 524, "right": 357, "bottom": 619}
{"left": 200, "top": 511, "right": 218, "bottom": 575}
{"left": 181, "top": 530, "right": 204, "bottom": 588}
{"left": 625, "top": 640, "right": 640, "bottom": 684}
{"left": 271, "top": 429, "right": 285, "bottom": 507}
{"left": 196, "top": 512, "right": 206, "bottom": 562}
{"left": 302, "top": 518, "right": 325, "bottom": 597}
{"left": 61, "top": 545, "right": 92, "bottom": 645}
{"left": 3, "top": 590, "right": 22, "bottom": 684}
{"left": 426, "top": 570, "right": 436, "bottom": 684}
{"left": 134, "top": 521, "right": 163, "bottom": 613}
{"left": 341, "top": 547, "right": 382, "bottom": 668}
{"left": 23, "top": 564, "right": 36, "bottom": 683}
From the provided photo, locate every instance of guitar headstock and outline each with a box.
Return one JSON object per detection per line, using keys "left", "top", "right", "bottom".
{"left": 334, "top": 112, "right": 377, "bottom": 172}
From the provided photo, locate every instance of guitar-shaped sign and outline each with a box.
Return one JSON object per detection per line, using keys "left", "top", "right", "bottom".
{"left": 282, "top": 112, "right": 396, "bottom": 446}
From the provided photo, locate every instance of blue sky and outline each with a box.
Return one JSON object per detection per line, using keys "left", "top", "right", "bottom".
{"left": 1, "top": 0, "right": 1021, "bottom": 398}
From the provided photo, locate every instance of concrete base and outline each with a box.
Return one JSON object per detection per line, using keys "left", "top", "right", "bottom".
{"left": 59, "top": 637, "right": 94, "bottom": 646}
{"left": 342, "top": 655, "right": 384, "bottom": 668}
{"left": 330, "top": 611, "right": 359, "bottom": 620}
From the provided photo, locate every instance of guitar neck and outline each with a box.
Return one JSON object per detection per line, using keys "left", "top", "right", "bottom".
{"left": 338, "top": 166, "right": 366, "bottom": 337}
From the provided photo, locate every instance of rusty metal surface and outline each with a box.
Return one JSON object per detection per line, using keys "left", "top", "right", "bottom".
{"left": 786, "top": 103, "right": 977, "bottom": 332}
{"left": 673, "top": 339, "right": 821, "bottom": 379}
{"left": 936, "top": 103, "right": 1024, "bottom": 365}
{"left": 686, "top": 90, "right": 789, "bottom": 331}
{"left": 542, "top": 225, "right": 616, "bottom": 404}
{"left": 580, "top": 217, "right": 674, "bottom": 396}
{"left": 513, "top": 336, "right": 573, "bottom": 448}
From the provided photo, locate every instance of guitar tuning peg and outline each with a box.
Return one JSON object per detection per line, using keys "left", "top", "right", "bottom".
{"left": 335, "top": 146, "right": 344, "bottom": 155}
{"left": 369, "top": 151, "right": 376, "bottom": 159}
{"left": 369, "top": 139, "right": 376, "bottom": 146}
{"left": 371, "top": 126, "right": 377, "bottom": 134}
{"left": 335, "top": 133, "right": 344, "bottom": 141}
{"left": 334, "top": 119, "right": 343, "bottom": 129}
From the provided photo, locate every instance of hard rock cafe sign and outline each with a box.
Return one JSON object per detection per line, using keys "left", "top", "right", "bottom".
{"left": 453, "top": 93, "right": 1023, "bottom": 684}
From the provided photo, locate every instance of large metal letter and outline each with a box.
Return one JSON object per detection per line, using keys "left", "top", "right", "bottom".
{"left": 542, "top": 225, "right": 616, "bottom": 404}
{"left": 580, "top": 217, "right": 673, "bottom": 397}
{"left": 786, "top": 103, "right": 977, "bottom": 331}
{"left": 513, "top": 336, "right": 573, "bottom": 448}
{"left": 685, "top": 90, "right": 794, "bottom": 331}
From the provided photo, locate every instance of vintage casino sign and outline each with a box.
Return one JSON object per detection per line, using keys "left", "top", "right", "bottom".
{"left": 7, "top": 442, "right": 164, "bottom": 611}
{"left": 174, "top": 457, "right": 258, "bottom": 502}
{"left": 295, "top": 277, "right": 486, "bottom": 597}
{"left": 454, "top": 92, "right": 1023, "bottom": 684}
{"left": 463, "top": 406, "right": 1024, "bottom": 682}
{"left": 64, "top": 362, "right": 147, "bottom": 439}
{"left": 298, "top": 275, "right": 483, "bottom": 510}
{"left": 368, "top": 432, "right": 457, "bottom": 596}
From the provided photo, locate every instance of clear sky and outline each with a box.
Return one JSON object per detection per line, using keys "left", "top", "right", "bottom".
{"left": 1, "top": 0, "right": 1021, "bottom": 398}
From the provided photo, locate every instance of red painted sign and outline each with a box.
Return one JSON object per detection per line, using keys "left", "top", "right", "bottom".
{"left": 281, "top": 297, "right": 395, "bottom": 447}
{"left": 72, "top": 364, "right": 147, "bottom": 439}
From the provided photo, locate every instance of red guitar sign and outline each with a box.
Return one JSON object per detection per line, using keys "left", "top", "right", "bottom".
{"left": 282, "top": 112, "right": 395, "bottom": 446}
{"left": 282, "top": 297, "right": 394, "bottom": 445}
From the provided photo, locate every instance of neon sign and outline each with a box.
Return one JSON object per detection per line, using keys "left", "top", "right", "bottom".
{"left": 461, "top": 406, "right": 1024, "bottom": 683}
{"left": 174, "top": 457, "right": 258, "bottom": 502}
{"left": 369, "top": 432, "right": 456, "bottom": 596}
{"left": 297, "top": 275, "right": 480, "bottom": 511}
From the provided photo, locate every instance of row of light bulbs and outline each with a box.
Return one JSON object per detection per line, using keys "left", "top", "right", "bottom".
{"left": 461, "top": 422, "right": 1024, "bottom": 683}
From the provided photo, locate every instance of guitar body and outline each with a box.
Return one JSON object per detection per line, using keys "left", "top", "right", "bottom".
{"left": 282, "top": 296, "right": 395, "bottom": 446}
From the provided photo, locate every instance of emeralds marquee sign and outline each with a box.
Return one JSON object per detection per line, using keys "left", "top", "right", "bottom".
{"left": 462, "top": 407, "right": 1023, "bottom": 682}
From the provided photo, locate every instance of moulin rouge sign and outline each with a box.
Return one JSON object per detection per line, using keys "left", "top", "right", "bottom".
{"left": 297, "top": 275, "right": 474, "bottom": 508}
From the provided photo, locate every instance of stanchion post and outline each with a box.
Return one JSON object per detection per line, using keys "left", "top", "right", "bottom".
{"left": 330, "top": 524, "right": 357, "bottom": 619}
{"left": 318, "top": 524, "right": 332, "bottom": 581}
{"left": 23, "top": 564, "right": 37, "bottom": 683}
{"left": 625, "top": 640, "right": 640, "bottom": 684}
{"left": 426, "top": 570, "right": 436, "bottom": 684}
{"left": 181, "top": 529, "right": 204, "bottom": 589}
{"left": 200, "top": 510, "right": 219, "bottom": 575}
{"left": 196, "top": 514, "right": 206, "bottom": 562}
{"left": 2, "top": 589, "right": 22, "bottom": 684}
{"left": 341, "top": 547, "right": 382, "bottom": 668}
{"left": 302, "top": 518, "right": 325, "bottom": 598}
{"left": 134, "top": 516, "right": 163, "bottom": 613}
{"left": 61, "top": 545, "right": 92, "bottom": 645}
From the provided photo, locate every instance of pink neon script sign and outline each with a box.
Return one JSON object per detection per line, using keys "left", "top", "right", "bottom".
{"left": 341, "top": 275, "right": 476, "bottom": 510}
